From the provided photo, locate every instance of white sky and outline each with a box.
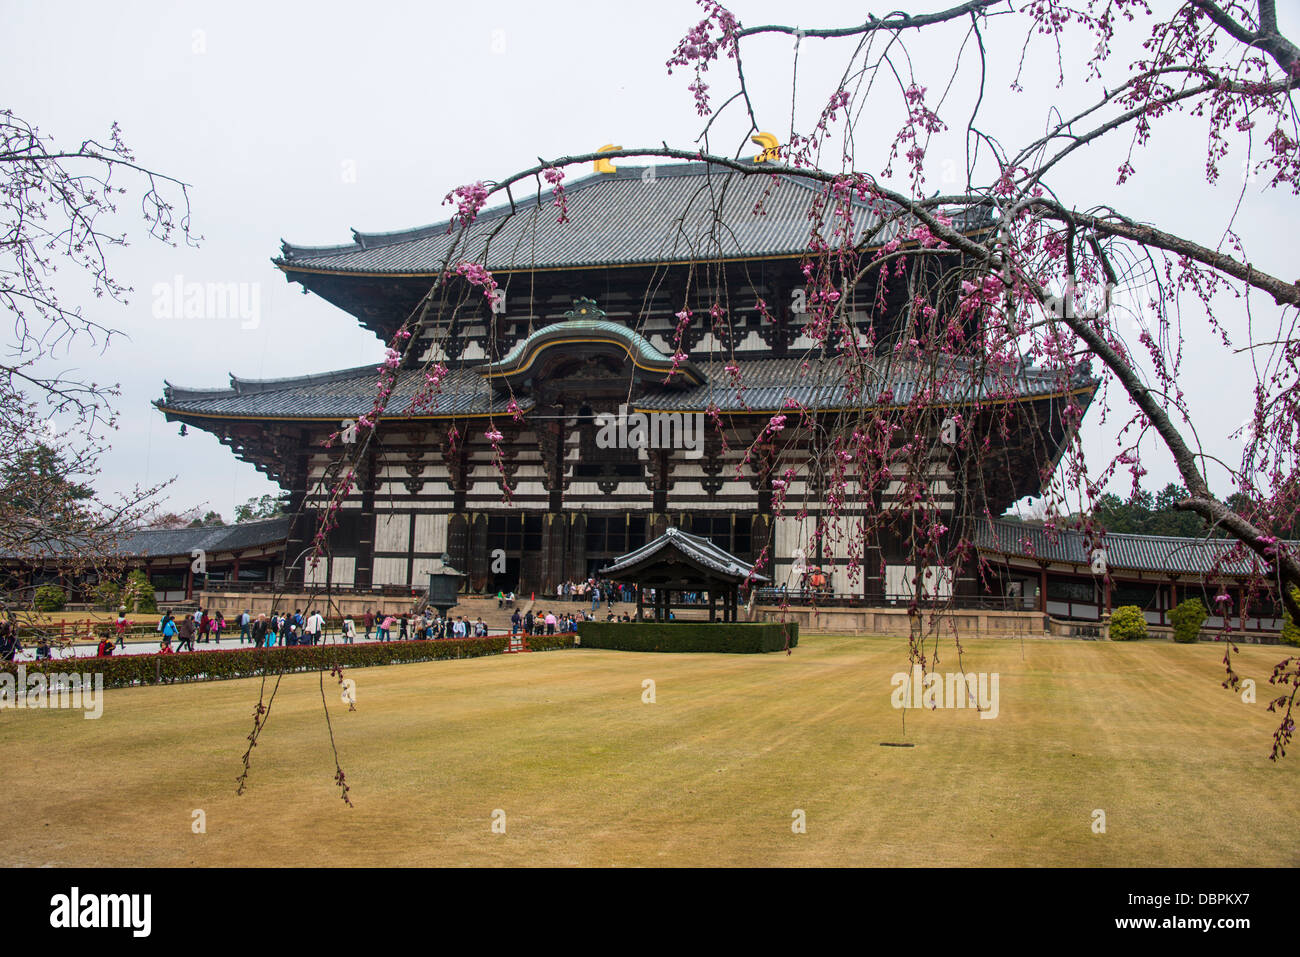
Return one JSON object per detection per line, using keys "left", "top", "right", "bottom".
{"left": 3, "top": 0, "right": 1293, "bottom": 521}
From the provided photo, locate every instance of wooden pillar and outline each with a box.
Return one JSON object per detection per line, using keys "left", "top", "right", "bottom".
{"left": 539, "top": 512, "right": 565, "bottom": 593}
{"left": 709, "top": 590, "right": 717, "bottom": 622}
{"left": 568, "top": 513, "right": 587, "bottom": 584}
{"left": 468, "top": 512, "right": 490, "bottom": 590}
{"left": 185, "top": 565, "right": 193, "bottom": 601}
{"left": 355, "top": 448, "right": 377, "bottom": 590}
{"left": 637, "top": 584, "right": 644, "bottom": 620}
{"left": 1038, "top": 565, "right": 1048, "bottom": 614}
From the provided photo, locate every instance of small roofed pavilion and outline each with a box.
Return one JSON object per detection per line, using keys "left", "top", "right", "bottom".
{"left": 600, "top": 527, "right": 768, "bottom": 622}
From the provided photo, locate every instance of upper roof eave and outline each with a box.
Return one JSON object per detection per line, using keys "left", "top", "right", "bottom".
{"left": 279, "top": 161, "right": 886, "bottom": 259}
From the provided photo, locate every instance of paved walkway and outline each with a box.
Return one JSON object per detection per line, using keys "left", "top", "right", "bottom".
{"left": 11, "top": 630, "right": 513, "bottom": 661}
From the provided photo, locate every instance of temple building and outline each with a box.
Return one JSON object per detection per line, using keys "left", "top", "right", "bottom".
{"left": 155, "top": 160, "right": 1095, "bottom": 603}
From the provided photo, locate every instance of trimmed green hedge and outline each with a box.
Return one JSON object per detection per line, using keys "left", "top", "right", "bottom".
{"left": 578, "top": 621, "right": 799, "bottom": 653}
{"left": 1109, "top": 605, "right": 1148, "bottom": 641}
{"left": 1170, "top": 597, "right": 1208, "bottom": 644}
{"left": 0, "top": 635, "right": 575, "bottom": 690}
{"left": 522, "top": 633, "right": 578, "bottom": 652}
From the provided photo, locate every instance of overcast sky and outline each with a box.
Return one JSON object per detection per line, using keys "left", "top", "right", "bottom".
{"left": 4, "top": 0, "right": 1293, "bottom": 522}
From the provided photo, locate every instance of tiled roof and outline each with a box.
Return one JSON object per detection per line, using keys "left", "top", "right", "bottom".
{"left": 0, "top": 518, "right": 290, "bottom": 562}
{"left": 601, "top": 527, "right": 769, "bottom": 582}
{"left": 976, "top": 519, "right": 1294, "bottom": 576}
{"left": 111, "top": 518, "right": 291, "bottom": 559}
{"left": 158, "top": 353, "right": 1092, "bottom": 420}
{"left": 276, "top": 162, "right": 983, "bottom": 275}
{"left": 159, "top": 365, "right": 534, "bottom": 419}
{"left": 636, "top": 356, "right": 1095, "bottom": 413}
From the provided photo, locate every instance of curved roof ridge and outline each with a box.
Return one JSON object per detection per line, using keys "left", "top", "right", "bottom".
{"left": 478, "top": 316, "right": 706, "bottom": 386}
{"left": 229, "top": 363, "right": 381, "bottom": 394}
{"left": 162, "top": 379, "right": 240, "bottom": 402}
{"left": 277, "top": 160, "right": 889, "bottom": 264}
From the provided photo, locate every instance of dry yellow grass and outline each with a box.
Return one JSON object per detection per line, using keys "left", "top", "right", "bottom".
{"left": 0, "top": 634, "right": 1294, "bottom": 867}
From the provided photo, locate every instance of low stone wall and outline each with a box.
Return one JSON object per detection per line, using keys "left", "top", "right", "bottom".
{"left": 1080, "top": 614, "right": 1281, "bottom": 644}
{"left": 753, "top": 605, "right": 1048, "bottom": 636}
{"left": 753, "top": 605, "right": 1285, "bottom": 642}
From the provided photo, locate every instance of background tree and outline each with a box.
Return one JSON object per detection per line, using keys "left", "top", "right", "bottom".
{"left": 233, "top": 494, "right": 287, "bottom": 523}
{"left": 0, "top": 108, "right": 194, "bottom": 615}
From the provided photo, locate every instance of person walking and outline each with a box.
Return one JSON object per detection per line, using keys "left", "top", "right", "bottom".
{"left": 212, "top": 610, "right": 226, "bottom": 645}
{"left": 176, "top": 615, "right": 195, "bottom": 652}
{"left": 240, "top": 609, "right": 251, "bottom": 643}
{"left": 251, "top": 614, "right": 269, "bottom": 648}
{"left": 342, "top": 615, "right": 356, "bottom": 644}
{"left": 159, "top": 613, "right": 177, "bottom": 653}
{"left": 305, "top": 609, "right": 325, "bottom": 645}
{"left": 364, "top": 609, "right": 374, "bottom": 641}
{"left": 198, "top": 609, "right": 211, "bottom": 643}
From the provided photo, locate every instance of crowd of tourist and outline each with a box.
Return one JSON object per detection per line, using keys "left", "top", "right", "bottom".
{"left": 7, "top": 575, "right": 647, "bottom": 661}
{"left": 510, "top": 608, "right": 589, "bottom": 636}
{"left": 554, "top": 579, "right": 632, "bottom": 609}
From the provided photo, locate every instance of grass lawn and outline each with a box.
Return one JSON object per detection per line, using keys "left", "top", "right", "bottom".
{"left": 0, "top": 634, "right": 1294, "bottom": 867}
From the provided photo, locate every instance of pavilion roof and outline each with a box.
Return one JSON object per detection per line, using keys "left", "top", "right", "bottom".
{"left": 600, "top": 527, "right": 769, "bottom": 584}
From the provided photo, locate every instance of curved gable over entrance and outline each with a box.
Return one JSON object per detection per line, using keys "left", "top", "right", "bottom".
{"left": 476, "top": 299, "right": 705, "bottom": 391}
